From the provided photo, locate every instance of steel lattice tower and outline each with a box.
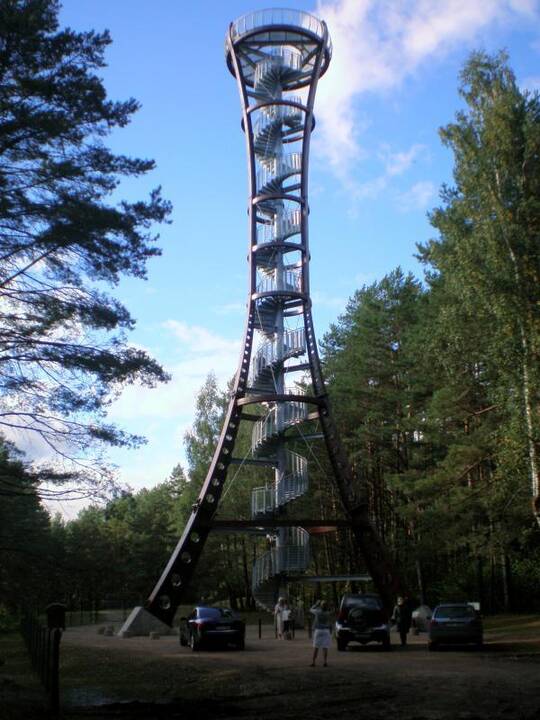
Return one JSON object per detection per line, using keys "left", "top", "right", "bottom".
{"left": 131, "top": 9, "right": 403, "bottom": 631}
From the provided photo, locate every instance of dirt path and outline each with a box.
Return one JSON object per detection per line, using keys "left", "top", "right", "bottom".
{"left": 59, "top": 624, "right": 540, "bottom": 720}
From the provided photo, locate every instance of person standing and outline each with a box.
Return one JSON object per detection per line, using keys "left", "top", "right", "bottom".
{"left": 274, "top": 596, "right": 286, "bottom": 639}
{"left": 392, "top": 596, "right": 412, "bottom": 646}
{"left": 282, "top": 602, "right": 292, "bottom": 639}
{"left": 310, "top": 600, "right": 332, "bottom": 666}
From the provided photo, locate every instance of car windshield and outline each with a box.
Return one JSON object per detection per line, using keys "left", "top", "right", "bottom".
{"left": 197, "top": 607, "right": 236, "bottom": 620}
{"left": 434, "top": 605, "right": 476, "bottom": 619}
{"left": 344, "top": 596, "right": 381, "bottom": 610}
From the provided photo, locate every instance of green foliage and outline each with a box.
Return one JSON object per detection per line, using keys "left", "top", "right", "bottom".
{"left": 0, "top": 0, "right": 171, "bottom": 493}
{"left": 419, "top": 50, "right": 540, "bottom": 522}
{"left": 322, "top": 268, "right": 427, "bottom": 549}
{"left": 3, "top": 49, "right": 539, "bottom": 617}
{"left": 317, "top": 51, "right": 540, "bottom": 609}
{"left": 0, "top": 439, "right": 58, "bottom": 610}
{"left": 0, "top": 604, "right": 18, "bottom": 633}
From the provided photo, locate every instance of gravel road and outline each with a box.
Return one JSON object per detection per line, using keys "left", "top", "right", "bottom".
{"left": 59, "top": 623, "right": 540, "bottom": 720}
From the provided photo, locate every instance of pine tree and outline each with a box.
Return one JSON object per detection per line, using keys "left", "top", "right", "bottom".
{"left": 419, "top": 51, "right": 540, "bottom": 526}
{"left": 321, "top": 269, "right": 428, "bottom": 592}
{"left": 0, "top": 0, "right": 171, "bottom": 494}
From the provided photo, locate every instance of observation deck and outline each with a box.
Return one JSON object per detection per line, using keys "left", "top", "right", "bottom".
{"left": 225, "top": 8, "right": 332, "bottom": 88}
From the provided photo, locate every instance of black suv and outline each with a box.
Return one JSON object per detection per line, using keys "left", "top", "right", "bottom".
{"left": 335, "top": 593, "right": 391, "bottom": 651}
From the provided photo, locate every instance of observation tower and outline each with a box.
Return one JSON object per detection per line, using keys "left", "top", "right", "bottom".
{"left": 122, "top": 9, "right": 402, "bottom": 635}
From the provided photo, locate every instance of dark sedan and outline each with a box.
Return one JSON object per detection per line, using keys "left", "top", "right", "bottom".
{"left": 428, "top": 603, "right": 483, "bottom": 650}
{"left": 180, "top": 606, "right": 245, "bottom": 651}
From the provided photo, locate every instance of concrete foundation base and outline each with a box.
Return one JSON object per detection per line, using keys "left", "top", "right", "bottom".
{"left": 117, "top": 606, "right": 172, "bottom": 637}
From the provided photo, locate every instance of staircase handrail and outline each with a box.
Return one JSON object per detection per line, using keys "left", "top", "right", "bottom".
{"left": 256, "top": 209, "right": 302, "bottom": 245}
{"left": 252, "top": 400, "right": 308, "bottom": 452}
{"left": 230, "top": 9, "right": 328, "bottom": 47}
{"left": 252, "top": 328, "right": 305, "bottom": 375}
{"left": 256, "top": 269, "right": 301, "bottom": 295}
{"left": 254, "top": 48, "right": 302, "bottom": 87}
{"left": 256, "top": 152, "right": 302, "bottom": 193}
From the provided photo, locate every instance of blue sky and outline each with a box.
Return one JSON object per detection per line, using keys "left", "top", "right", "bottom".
{"left": 56, "top": 0, "right": 540, "bottom": 516}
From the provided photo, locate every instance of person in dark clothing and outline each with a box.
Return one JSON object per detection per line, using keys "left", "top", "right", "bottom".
{"left": 392, "top": 596, "right": 412, "bottom": 646}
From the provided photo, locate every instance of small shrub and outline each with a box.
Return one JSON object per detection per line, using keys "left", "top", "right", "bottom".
{"left": 0, "top": 605, "right": 19, "bottom": 633}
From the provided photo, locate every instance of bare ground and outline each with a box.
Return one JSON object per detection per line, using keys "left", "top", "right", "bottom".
{"left": 2, "top": 619, "right": 540, "bottom": 720}
{"left": 58, "top": 621, "right": 540, "bottom": 720}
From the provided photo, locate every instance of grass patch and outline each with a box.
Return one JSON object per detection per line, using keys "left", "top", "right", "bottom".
{"left": 60, "top": 640, "right": 234, "bottom": 706}
{"left": 0, "top": 632, "right": 49, "bottom": 719}
{"left": 484, "top": 614, "right": 540, "bottom": 637}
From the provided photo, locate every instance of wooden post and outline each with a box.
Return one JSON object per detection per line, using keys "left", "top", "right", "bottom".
{"left": 45, "top": 629, "right": 51, "bottom": 690}
{"left": 50, "top": 628, "right": 61, "bottom": 716}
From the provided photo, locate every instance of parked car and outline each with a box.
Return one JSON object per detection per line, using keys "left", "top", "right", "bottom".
{"left": 335, "top": 593, "right": 390, "bottom": 651}
{"left": 428, "top": 603, "right": 483, "bottom": 650}
{"left": 179, "top": 606, "right": 245, "bottom": 651}
{"left": 412, "top": 604, "right": 432, "bottom": 633}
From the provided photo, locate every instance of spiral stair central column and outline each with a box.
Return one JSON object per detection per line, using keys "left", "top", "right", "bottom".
{"left": 273, "top": 74, "right": 287, "bottom": 564}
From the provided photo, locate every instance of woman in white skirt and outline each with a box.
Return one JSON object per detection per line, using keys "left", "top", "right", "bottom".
{"left": 310, "top": 600, "right": 332, "bottom": 666}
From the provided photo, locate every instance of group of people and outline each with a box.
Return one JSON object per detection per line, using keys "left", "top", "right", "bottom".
{"left": 273, "top": 597, "right": 294, "bottom": 640}
{"left": 274, "top": 596, "right": 332, "bottom": 666}
{"left": 273, "top": 595, "right": 414, "bottom": 667}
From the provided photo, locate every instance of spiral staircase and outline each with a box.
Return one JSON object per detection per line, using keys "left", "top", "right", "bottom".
{"left": 245, "top": 46, "right": 314, "bottom": 611}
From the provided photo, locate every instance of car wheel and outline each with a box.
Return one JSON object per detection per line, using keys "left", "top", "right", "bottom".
{"left": 190, "top": 632, "right": 201, "bottom": 651}
{"left": 337, "top": 637, "right": 348, "bottom": 652}
{"left": 428, "top": 641, "right": 438, "bottom": 651}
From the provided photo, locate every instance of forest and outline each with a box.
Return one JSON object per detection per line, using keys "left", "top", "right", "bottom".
{"left": 1, "top": 1, "right": 539, "bottom": 625}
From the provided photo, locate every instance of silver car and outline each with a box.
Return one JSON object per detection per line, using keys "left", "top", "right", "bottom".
{"left": 428, "top": 603, "right": 483, "bottom": 650}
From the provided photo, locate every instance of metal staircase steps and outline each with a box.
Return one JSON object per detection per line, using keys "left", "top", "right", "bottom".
{"left": 246, "top": 37, "right": 315, "bottom": 612}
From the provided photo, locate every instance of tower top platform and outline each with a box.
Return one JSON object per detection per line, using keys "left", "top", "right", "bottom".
{"left": 225, "top": 8, "right": 332, "bottom": 85}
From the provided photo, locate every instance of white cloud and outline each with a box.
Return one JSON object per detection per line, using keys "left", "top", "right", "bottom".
{"left": 314, "top": 0, "right": 537, "bottom": 184}
{"left": 351, "top": 174, "right": 388, "bottom": 201}
{"left": 397, "top": 180, "right": 437, "bottom": 211}
{"left": 508, "top": 0, "right": 538, "bottom": 14}
{"left": 521, "top": 75, "right": 540, "bottom": 90}
{"left": 109, "top": 321, "right": 239, "bottom": 421}
{"left": 380, "top": 143, "right": 425, "bottom": 177}
{"left": 105, "top": 322, "right": 241, "bottom": 493}
{"left": 8, "top": 322, "right": 241, "bottom": 510}
{"left": 354, "top": 271, "right": 378, "bottom": 287}
{"left": 162, "top": 319, "right": 239, "bottom": 354}
{"left": 311, "top": 289, "right": 347, "bottom": 311}
{"left": 1, "top": 426, "right": 68, "bottom": 469}
{"left": 340, "top": 142, "right": 427, "bottom": 205}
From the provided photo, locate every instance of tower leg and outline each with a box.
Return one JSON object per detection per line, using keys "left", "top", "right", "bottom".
{"left": 118, "top": 606, "right": 173, "bottom": 637}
